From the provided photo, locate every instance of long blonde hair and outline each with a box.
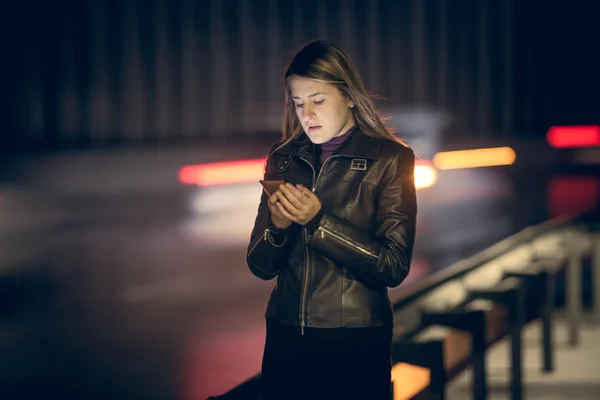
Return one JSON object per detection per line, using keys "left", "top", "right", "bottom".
{"left": 270, "top": 40, "right": 402, "bottom": 156}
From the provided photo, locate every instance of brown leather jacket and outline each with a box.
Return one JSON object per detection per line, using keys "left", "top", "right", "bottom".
{"left": 246, "top": 128, "right": 417, "bottom": 330}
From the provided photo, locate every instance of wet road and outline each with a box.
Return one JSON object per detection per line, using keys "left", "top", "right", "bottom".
{"left": 0, "top": 142, "right": 597, "bottom": 400}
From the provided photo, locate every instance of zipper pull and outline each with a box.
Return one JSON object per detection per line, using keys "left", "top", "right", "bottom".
{"left": 320, "top": 229, "right": 325, "bottom": 239}
{"left": 264, "top": 229, "right": 269, "bottom": 240}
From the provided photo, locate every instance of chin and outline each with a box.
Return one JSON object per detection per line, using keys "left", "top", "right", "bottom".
{"left": 306, "top": 129, "right": 335, "bottom": 145}
{"left": 305, "top": 131, "right": 325, "bottom": 144}
{"left": 308, "top": 136, "right": 326, "bottom": 144}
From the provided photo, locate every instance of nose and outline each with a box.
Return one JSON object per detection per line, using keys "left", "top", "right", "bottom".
{"left": 301, "top": 104, "right": 315, "bottom": 123}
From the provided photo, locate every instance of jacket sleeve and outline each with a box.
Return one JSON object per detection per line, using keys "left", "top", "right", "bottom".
{"left": 305, "top": 146, "right": 417, "bottom": 287}
{"left": 246, "top": 155, "right": 293, "bottom": 280}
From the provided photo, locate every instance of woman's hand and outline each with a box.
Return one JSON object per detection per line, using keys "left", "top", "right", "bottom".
{"left": 267, "top": 190, "right": 293, "bottom": 229}
{"left": 274, "top": 183, "right": 322, "bottom": 226}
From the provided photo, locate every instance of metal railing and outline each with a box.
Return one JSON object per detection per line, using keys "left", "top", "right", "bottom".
{"left": 210, "top": 206, "right": 599, "bottom": 399}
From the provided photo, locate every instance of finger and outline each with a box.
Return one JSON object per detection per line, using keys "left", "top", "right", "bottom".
{"left": 279, "top": 183, "right": 307, "bottom": 207}
{"left": 267, "top": 199, "right": 278, "bottom": 213}
{"left": 277, "top": 191, "right": 301, "bottom": 216}
{"left": 276, "top": 201, "right": 297, "bottom": 222}
{"left": 296, "top": 184, "right": 315, "bottom": 199}
{"left": 267, "top": 192, "right": 280, "bottom": 208}
{"left": 295, "top": 185, "right": 320, "bottom": 212}
{"left": 269, "top": 200, "right": 291, "bottom": 221}
{"left": 268, "top": 192, "right": 279, "bottom": 205}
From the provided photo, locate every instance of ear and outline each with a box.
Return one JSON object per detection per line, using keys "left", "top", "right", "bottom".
{"left": 341, "top": 90, "right": 354, "bottom": 108}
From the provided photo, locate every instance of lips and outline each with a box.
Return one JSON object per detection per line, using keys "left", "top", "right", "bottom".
{"left": 308, "top": 126, "right": 321, "bottom": 131}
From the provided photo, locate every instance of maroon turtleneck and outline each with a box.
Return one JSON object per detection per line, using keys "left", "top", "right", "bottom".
{"left": 319, "top": 125, "right": 354, "bottom": 164}
{"left": 305, "top": 125, "right": 355, "bottom": 233}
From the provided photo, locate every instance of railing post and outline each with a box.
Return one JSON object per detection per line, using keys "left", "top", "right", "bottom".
{"left": 592, "top": 233, "right": 600, "bottom": 322}
{"left": 540, "top": 269, "right": 554, "bottom": 372}
{"left": 509, "top": 285, "right": 525, "bottom": 400}
{"left": 428, "top": 341, "right": 447, "bottom": 400}
{"left": 566, "top": 229, "right": 583, "bottom": 346}
{"left": 471, "top": 312, "right": 487, "bottom": 400}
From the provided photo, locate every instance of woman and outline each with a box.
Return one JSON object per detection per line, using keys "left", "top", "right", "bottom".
{"left": 246, "top": 40, "right": 417, "bottom": 400}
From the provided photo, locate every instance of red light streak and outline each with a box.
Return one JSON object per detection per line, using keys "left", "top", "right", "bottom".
{"left": 546, "top": 125, "right": 600, "bottom": 148}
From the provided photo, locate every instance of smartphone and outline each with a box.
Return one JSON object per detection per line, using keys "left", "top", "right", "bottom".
{"left": 260, "top": 179, "right": 285, "bottom": 196}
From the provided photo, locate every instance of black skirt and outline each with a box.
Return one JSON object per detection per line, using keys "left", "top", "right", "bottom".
{"left": 260, "top": 322, "right": 393, "bottom": 400}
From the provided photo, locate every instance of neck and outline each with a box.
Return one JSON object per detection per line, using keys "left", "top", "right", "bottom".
{"left": 334, "top": 120, "right": 355, "bottom": 139}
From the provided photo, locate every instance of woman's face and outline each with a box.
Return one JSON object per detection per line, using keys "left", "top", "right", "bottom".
{"left": 288, "top": 76, "right": 355, "bottom": 144}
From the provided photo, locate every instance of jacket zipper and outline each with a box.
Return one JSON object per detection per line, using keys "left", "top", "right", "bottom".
{"left": 318, "top": 227, "right": 379, "bottom": 259}
{"left": 247, "top": 228, "right": 269, "bottom": 259}
{"left": 298, "top": 155, "right": 339, "bottom": 335}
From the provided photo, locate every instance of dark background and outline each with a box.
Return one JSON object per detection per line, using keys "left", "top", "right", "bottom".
{"left": 0, "top": 2, "right": 599, "bottom": 399}
{"left": 2, "top": 1, "right": 598, "bottom": 154}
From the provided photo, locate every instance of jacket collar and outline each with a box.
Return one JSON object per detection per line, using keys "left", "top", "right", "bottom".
{"left": 274, "top": 126, "right": 382, "bottom": 160}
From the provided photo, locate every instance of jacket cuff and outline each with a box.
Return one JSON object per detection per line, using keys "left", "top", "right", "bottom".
{"left": 268, "top": 218, "right": 291, "bottom": 246}
{"left": 305, "top": 208, "right": 325, "bottom": 232}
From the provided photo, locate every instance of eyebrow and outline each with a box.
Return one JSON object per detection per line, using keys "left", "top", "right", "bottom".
{"left": 291, "top": 92, "right": 326, "bottom": 100}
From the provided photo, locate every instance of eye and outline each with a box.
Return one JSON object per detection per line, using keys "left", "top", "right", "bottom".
{"left": 294, "top": 103, "right": 304, "bottom": 109}
{"left": 313, "top": 99, "right": 325, "bottom": 105}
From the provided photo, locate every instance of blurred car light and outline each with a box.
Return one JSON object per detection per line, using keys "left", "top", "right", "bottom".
{"left": 548, "top": 175, "right": 600, "bottom": 217}
{"left": 546, "top": 125, "right": 600, "bottom": 149}
{"left": 414, "top": 162, "right": 437, "bottom": 189}
{"left": 179, "top": 159, "right": 266, "bottom": 186}
{"left": 180, "top": 158, "right": 437, "bottom": 190}
{"left": 432, "top": 147, "right": 516, "bottom": 170}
